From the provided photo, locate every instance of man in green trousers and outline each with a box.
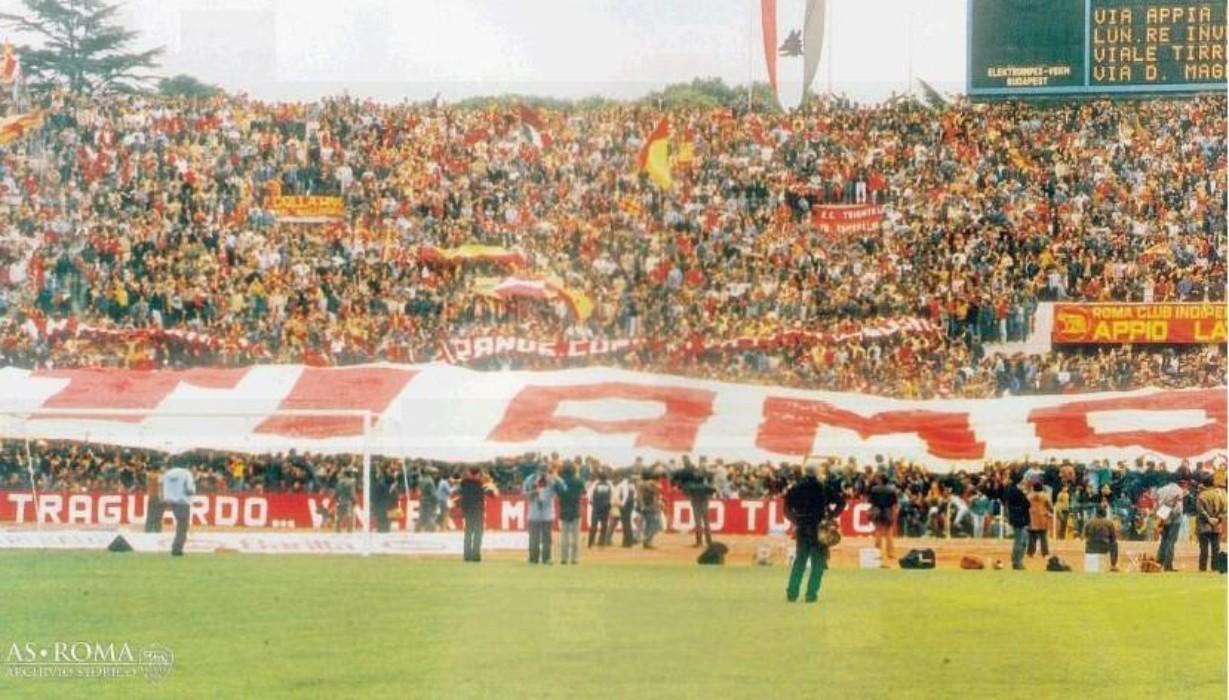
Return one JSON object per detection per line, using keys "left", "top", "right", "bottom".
{"left": 784, "top": 464, "right": 846, "bottom": 603}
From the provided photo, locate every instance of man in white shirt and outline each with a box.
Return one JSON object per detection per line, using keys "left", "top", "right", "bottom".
{"left": 1154, "top": 478, "right": 1188, "bottom": 571}
{"left": 614, "top": 466, "right": 641, "bottom": 548}
{"left": 160, "top": 464, "right": 196, "bottom": 557}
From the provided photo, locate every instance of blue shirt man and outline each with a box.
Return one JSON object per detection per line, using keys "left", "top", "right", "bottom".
{"left": 523, "top": 469, "right": 566, "bottom": 564}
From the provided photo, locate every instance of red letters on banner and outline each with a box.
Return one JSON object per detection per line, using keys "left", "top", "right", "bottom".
{"left": 33, "top": 368, "right": 247, "bottom": 422}
{"left": 756, "top": 397, "right": 985, "bottom": 459}
{"left": 1028, "top": 389, "right": 1227, "bottom": 459}
{"left": 488, "top": 382, "right": 715, "bottom": 452}
{"left": 254, "top": 367, "right": 417, "bottom": 438}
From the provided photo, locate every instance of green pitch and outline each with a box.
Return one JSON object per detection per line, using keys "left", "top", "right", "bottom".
{"left": 1, "top": 552, "right": 1225, "bottom": 699}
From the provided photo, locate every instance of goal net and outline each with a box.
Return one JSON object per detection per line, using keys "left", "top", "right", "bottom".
{"left": 0, "top": 408, "right": 386, "bottom": 555}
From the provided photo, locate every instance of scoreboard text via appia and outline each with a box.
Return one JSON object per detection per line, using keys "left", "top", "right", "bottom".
{"left": 969, "top": 0, "right": 1227, "bottom": 97}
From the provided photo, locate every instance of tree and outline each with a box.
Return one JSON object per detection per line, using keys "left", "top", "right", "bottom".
{"left": 0, "top": 0, "right": 163, "bottom": 94}
{"left": 158, "top": 74, "right": 223, "bottom": 99}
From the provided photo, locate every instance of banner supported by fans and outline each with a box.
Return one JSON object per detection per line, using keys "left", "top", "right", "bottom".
{"left": 1052, "top": 303, "right": 1227, "bottom": 344}
{"left": 811, "top": 204, "right": 885, "bottom": 236}
{"left": 0, "top": 489, "right": 885, "bottom": 538}
{"left": 437, "top": 317, "right": 940, "bottom": 364}
{"left": 0, "top": 365, "right": 1222, "bottom": 469}
{"left": 270, "top": 196, "right": 346, "bottom": 223}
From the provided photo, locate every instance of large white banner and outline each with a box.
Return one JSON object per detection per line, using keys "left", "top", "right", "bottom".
{"left": 0, "top": 364, "right": 1222, "bottom": 470}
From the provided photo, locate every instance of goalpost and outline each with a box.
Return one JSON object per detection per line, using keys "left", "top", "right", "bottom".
{"left": 0, "top": 408, "right": 378, "bottom": 555}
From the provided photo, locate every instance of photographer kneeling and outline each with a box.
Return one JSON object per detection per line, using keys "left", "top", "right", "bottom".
{"left": 784, "top": 464, "right": 846, "bottom": 604}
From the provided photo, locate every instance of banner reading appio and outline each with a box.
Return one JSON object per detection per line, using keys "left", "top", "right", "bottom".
{"left": 1052, "top": 303, "right": 1227, "bottom": 344}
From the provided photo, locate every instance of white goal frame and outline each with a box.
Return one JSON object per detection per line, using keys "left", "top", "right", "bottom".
{"left": 0, "top": 408, "right": 377, "bottom": 555}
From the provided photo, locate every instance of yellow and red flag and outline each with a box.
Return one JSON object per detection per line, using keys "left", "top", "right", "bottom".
{"left": 637, "top": 117, "right": 672, "bottom": 190}
{"left": 677, "top": 126, "right": 696, "bottom": 165}
{"left": 0, "top": 111, "right": 42, "bottom": 146}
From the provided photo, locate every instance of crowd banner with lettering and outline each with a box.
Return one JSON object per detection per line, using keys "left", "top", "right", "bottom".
{"left": 811, "top": 204, "right": 884, "bottom": 236}
{"left": 439, "top": 318, "right": 940, "bottom": 363}
{"left": 271, "top": 196, "right": 346, "bottom": 223}
{"left": 1052, "top": 303, "right": 1227, "bottom": 344}
{"left": 418, "top": 244, "right": 527, "bottom": 268}
{"left": 7, "top": 317, "right": 259, "bottom": 354}
{"left": 0, "top": 490, "right": 884, "bottom": 538}
{"left": 0, "top": 365, "right": 1223, "bottom": 469}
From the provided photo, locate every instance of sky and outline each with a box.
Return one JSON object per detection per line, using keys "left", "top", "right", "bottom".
{"left": 3, "top": 0, "right": 968, "bottom": 103}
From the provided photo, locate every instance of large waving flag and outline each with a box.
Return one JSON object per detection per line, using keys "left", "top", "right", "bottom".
{"left": 637, "top": 117, "right": 672, "bottom": 190}
{"left": 0, "top": 39, "right": 19, "bottom": 86}
{"left": 761, "top": 0, "right": 826, "bottom": 111}
{"left": 0, "top": 111, "right": 42, "bottom": 146}
{"left": 518, "top": 104, "right": 553, "bottom": 149}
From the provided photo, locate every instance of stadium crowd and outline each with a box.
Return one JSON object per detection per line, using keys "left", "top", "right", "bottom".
{"left": 3, "top": 437, "right": 1225, "bottom": 548}
{"left": 0, "top": 91, "right": 1224, "bottom": 399}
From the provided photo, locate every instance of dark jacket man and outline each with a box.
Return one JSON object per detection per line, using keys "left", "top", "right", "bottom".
{"left": 459, "top": 469, "right": 490, "bottom": 562}
{"left": 1195, "top": 476, "right": 1227, "bottom": 572}
{"left": 1005, "top": 479, "right": 1032, "bottom": 569}
{"left": 783, "top": 469, "right": 846, "bottom": 603}
{"left": 677, "top": 458, "right": 715, "bottom": 547}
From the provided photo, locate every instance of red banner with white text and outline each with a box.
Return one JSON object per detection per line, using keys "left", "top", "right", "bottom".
{"left": 0, "top": 490, "right": 884, "bottom": 537}
{"left": 811, "top": 204, "right": 884, "bottom": 236}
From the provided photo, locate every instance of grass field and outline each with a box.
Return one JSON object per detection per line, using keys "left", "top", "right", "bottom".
{"left": 1, "top": 551, "right": 1225, "bottom": 699}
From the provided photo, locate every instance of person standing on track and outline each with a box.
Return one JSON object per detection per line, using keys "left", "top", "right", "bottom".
{"left": 587, "top": 470, "right": 613, "bottom": 548}
{"left": 1005, "top": 472, "right": 1032, "bottom": 570}
{"left": 639, "top": 470, "right": 664, "bottom": 549}
{"left": 868, "top": 474, "right": 898, "bottom": 566}
{"left": 558, "top": 462, "right": 585, "bottom": 565}
{"left": 615, "top": 469, "right": 640, "bottom": 547}
{"left": 678, "top": 456, "right": 714, "bottom": 548}
{"left": 417, "top": 467, "right": 437, "bottom": 532}
{"left": 334, "top": 468, "right": 357, "bottom": 533}
{"left": 161, "top": 462, "right": 196, "bottom": 557}
{"left": 524, "top": 464, "right": 566, "bottom": 565}
{"left": 783, "top": 464, "right": 845, "bottom": 603}
{"left": 1026, "top": 481, "right": 1052, "bottom": 558}
{"left": 459, "top": 467, "right": 493, "bottom": 562}
{"left": 1155, "top": 477, "right": 1187, "bottom": 571}
{"left": 1195, "top": 472, "right": 1226, "bottom": 572}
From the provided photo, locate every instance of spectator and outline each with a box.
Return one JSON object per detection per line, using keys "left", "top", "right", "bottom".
{"left": 1195, "top": 473, "right": 1226, "bottom": 573}
{"left": 523, "top": 464, "right": 565, "bottom": 565}
{"left": 1154, "top": 477, "right": 1187, "bottom": 571}
{"left": 1006, "top": 474, "right": 1032, "bottom": 570}
{"left": 639, "top": 471, "right": 663, "bottom": 550}
{"left": 868, "top": 474, "right": 898, "bottom": 564}
{"left": 557, "top": 462, "right": 585, "bottom": 565}
{"left": 458, "top": 466, "right": 491, "bottom": 563}
{"left": 1027, "top": 481, "right": 1053, "bottom": 558}
{"left": 1083, "top": 506, "right": 1120, "bottom": 572}
{"left": 587, "top": 469, "right": 613, "bottom": 548}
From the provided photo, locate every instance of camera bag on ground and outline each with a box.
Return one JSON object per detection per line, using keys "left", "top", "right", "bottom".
{"left": 1214, "top": 551, "right": 1226, "bottom": 574}
{"left": 1045, "top": 555, "right": 1072, "bottom": 572}
{"left": 899, "top": 548, "right": 936, "bottom": 569}
{"left": 697, "top": 542, "right": 729, "bottom": 565}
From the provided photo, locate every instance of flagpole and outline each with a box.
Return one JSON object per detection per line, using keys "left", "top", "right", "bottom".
{"left": 826, "top": 1, "right": 834, "bottom": 96}
{"left": 747, "top": 0, "right": 755, "bottom": 112}
{"left": 906, "top": 4, "right": 915, "bottom": 96}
